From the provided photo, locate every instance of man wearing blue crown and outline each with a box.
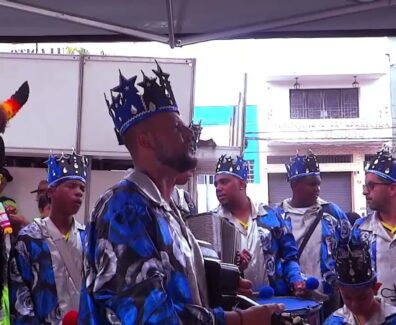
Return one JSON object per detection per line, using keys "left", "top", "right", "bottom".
{"left": 170, "top": 122, "right": 201, "bottom": 220}
{"left": 8, "top": 150, "right": 88, "bottom": 324}
{"left": 212, "top": 154, "right": 305, "bottom": 295}
{"left": 352, "top": 145, "right": 396, "bottom": 307}
{"left": 324, "top": 240, "right": 396, "bottom": 324}
{"left": 276, "top": 150, "right": 350, "bottom": 317}
{"left": 79, "top": 63, "right": 284, "bottom": 324}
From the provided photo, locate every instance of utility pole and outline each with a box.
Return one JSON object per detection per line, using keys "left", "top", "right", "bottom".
{"left": 389, "top": 37, "right": 396, "bottom": 146}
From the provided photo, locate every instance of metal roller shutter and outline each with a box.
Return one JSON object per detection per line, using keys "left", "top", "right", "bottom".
{"left": 268, "top": 172, "right": 352, "bottom": 212}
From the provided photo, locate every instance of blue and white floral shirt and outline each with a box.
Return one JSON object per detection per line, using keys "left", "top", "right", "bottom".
{"left": 352, "top": 212, "right": 396, "bottom": 306}
{"left": 277, "top": 198, "right": 350, "bottom": 297}
{"left": 213, "top": 201, "right": 303, "bottom": 293}
{"left": 8, "top": 217, "right": 85, "bottom": 325}
{"left": 324, "top": 297, "right": 396, "bottom": 324}
{"left": 79, "top": 170, "right": 225, "bottom": 325}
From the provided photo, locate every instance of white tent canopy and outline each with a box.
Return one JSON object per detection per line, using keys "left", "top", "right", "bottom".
{"left": 1, "top": 0, "right": 396, "bottom": 46}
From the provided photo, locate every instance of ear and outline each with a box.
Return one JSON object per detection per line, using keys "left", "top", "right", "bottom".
{"left": 46, "top": 187, "right": 55, "bottom": 199}
{"left": 388, "top": 183, "right": 396, "bottom": 198}
{"left": 238, "top": 179, "right": 247, "bottom": 190}
{"left": 137, "top": 130, "right": 155, "bottom": 150}
{"left": 372, "top": 282, "right": 382, "bottom": 295}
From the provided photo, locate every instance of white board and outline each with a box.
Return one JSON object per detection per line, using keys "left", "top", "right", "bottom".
{"left": 86, "top": 169, "right": 129, "bottom": 222}
{"left": 80, "top": 56, "right": 195, "bottom": 157}
{"left": 0, "top": 54, "right": 81, "bottom": 153}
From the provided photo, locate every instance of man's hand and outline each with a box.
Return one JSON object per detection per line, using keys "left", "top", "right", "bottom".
{"left": 237, "top": 249, "right": 252, "bottom": 271}
{"left": 9, "top": 214, "right": 29, "bottom": 227}
{"left": 238, "top": 277, "right": 253, "bottom": 297}
{"left": 293, "top": 281, "right": 306, "bottom": 297}
{"left": 243, "top": 303, "right": 285, "bottom": 324}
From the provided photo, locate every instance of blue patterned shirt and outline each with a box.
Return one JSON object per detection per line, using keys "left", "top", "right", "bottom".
{"left": 276, "top": 198, "right": 350, "bottom": 296}
{"left": 324, "top": 297, "right": 396, "bottom": 324}
{"left": 351, "top": 212, "right": 396, "bottom": 306}
{"left": 8, "top": 218, "right": 85, "bottom": 325}
{"left": 214, "top": 202, "right": 303, "bottom": 293}
{"left": 79, "top": 171, "right": 225, "bottom": 324}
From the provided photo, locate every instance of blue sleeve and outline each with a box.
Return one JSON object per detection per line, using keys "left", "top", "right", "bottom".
{"left": 384, "top": 313, "right": 396, "bottom": 324}
{"left": 351, "top": 216, "right": 369, "bottom": 244}
{"left": 323, "top": 314, "right": 346, "bottom": 325}
{"left": 274, "top": 205, "right": 293, "bottom": 232}
{"left": 275, "top": 213, "right": 303, "bottom": 284}
{"left": 261, "top": 208, "right": 303, "bottom": 285}
{"left": 325, "top": 203, "right": 351, "bottom": 246}
{"left": 320, "top": 204, "right": 351, "bottom": 291}
{"left": 79, "top": 186, "right": 222, "bottom": 325}
{"left": 8, "top": 239, "right": 37, "bottom": 325}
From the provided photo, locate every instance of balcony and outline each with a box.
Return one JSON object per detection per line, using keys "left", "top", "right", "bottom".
{"left": 256, "top": 117, "right": 392, "bottom": 145}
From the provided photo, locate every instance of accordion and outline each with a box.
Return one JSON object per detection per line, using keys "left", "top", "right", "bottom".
{"left": 186, "top": 212, "right": 241, "bottom": 264}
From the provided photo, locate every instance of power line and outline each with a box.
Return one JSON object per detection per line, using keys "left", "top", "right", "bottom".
{"left": 246, "top": 126, "right": 394, "bottom": 134}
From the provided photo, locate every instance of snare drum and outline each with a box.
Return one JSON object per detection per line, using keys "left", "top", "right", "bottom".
{"left": 255, "top": 297, "right": 322, "bottom": 325}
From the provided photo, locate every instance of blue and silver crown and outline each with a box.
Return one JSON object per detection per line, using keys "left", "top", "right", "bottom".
{"left": 335, "top": 241, "right": 376, "bottom": 287}
{"left": 285, "top": 150, "right": 320, "bottom": 181}
{"left": 105, "top": 62, "right": 179, "bottom": 145}
{"left": 215, "top": 154, "right": 249, "bottom": 181}
{"left": 190, "top": 121, "right": 202, "bottom": 153}
{"left": 46, "top": 150, "right": 89, "bottom": 187}
{"left": 365, "top": 145, "right": 396, "bottom": 183}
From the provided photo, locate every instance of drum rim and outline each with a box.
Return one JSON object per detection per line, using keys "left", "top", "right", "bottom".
{"left": 254, "top": 296, "right": 322, "bottom": 313}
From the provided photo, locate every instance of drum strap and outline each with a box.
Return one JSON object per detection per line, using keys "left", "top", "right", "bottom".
{"left": 297, "top": 208, "right": 323, "bottom": 260}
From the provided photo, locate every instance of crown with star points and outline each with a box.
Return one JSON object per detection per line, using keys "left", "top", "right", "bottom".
{"left": 335, "top": 240, "right": 376, "bottom": 287}
{"left": 46, "top": 150, "right": 89, "bottom": 187}
{"left": 285, "top": 150, "right": 320, "bottom": 182}
{"left": 215, "top": 154, "right": 249, "bottom": 181}
{"left": 105, "top": 62, "right": 178, "bottom": 145}
{"left": 365, "top": 144, "right": 396, "bottom": 183}
{"left": 190, "top": 121, "right": 202, "bottom": 153}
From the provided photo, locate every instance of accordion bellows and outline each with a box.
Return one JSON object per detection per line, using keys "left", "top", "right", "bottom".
{"left": 186, "top": 212, "right": 240, "bottom": 264}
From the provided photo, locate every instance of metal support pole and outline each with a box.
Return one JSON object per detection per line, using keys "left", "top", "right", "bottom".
{"left": 240, "top": 73, "right": 248, "bottom": 155}
{"left": 389, "top": 37, "right": 396, "bottom": 147}
{"left": 166, "top": 0, "right": 176, "bottom": 48}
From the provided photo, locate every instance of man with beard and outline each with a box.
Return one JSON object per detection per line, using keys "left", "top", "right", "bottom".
{"left": 170, "top": 122, "right": 201, "bottom": 220}
{"left": 213, "top": 154, "right": 305, "bottom": 295}
{"left": 352, "top": 145, "right": 396, "bottom": 307}
{"left": 8, "top": 150, "right": 88, "bottom": 324}
{"left": 276, "top": 151, "right": 350, "bottom": 318}
{"left": 171, "top": 168, "right": 198, "bottom": 220}
{"left": 79, "top": 64, "right": 284, "bottom": 324}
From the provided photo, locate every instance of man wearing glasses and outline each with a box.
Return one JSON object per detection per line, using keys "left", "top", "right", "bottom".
{"left": 352, "top": 145, "right": 396, "bottom": 306}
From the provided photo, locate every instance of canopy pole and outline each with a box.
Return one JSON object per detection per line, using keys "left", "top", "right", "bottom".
{"left": 240, "top": 73, "right": 248, "bottom": 155}
{"left": 178, "top": 0, "right": 396, "bottom": 46}
{"left": 166, "top": 0, "right": 176, "bottom": 48}
{"left": 0, "top": 0, "right": 169, "bottom": 43}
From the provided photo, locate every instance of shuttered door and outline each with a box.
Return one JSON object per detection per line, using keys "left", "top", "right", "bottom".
{"left": 268, "top": 172, "right": 352, "bottom": 212}
{"left": 268, "top": 173, "right": 291, "bottom": 207}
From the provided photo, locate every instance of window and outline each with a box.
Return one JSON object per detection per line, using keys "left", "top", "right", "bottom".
{"left": 290, "top": 88, "right": 359, "bottom": 119}
{"left": 246, "top": 160, "right": 255, "bottom": 183}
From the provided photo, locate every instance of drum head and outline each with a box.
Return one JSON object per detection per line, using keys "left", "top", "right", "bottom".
{"left": 255, "top": 297, "right": 320, "bottom": 312}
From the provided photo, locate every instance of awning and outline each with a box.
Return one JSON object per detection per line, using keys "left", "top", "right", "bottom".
{"left": 1, "top": 0, "right": 396, "bottom": 46}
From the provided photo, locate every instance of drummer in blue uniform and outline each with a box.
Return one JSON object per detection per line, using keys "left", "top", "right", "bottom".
{"left": 324, "top": 239, "right": 396, "bottom": 325}
{"left": 276, "top": 150, "right": 351, "bottom": 317}
{"left": 212, "top": 154, "right": 305, "bottom": 294}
